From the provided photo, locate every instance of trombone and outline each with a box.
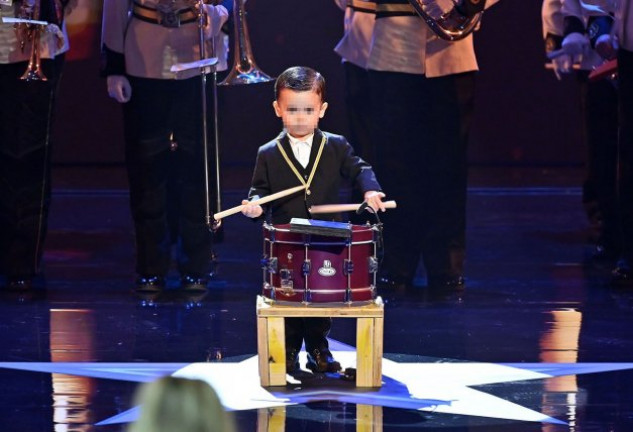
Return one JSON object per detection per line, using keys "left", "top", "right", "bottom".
{"left": 219, "top": 0, "right": 273, "bottom": 85}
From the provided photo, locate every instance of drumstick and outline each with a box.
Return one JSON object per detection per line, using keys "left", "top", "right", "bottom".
{"left": 213, "top": 184, "right": 306, "bottom": 220}
{"left": 309, "top": 200, "right": 397, "bottom": 214}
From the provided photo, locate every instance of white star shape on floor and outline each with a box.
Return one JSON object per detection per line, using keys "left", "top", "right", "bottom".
{"left": 2, "top": 339, "right": 633, "bottom": 427}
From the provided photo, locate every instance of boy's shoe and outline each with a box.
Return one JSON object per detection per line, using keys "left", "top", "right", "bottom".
{"left": 306, "top": 348, "right": 341, "bottom": 373}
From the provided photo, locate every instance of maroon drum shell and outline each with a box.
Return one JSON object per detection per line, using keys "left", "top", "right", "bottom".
{"left": 262, "top": 224, "right": 377, "bottom": 304}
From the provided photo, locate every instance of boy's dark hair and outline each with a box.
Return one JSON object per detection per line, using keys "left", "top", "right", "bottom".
{"left": 274, "top": 66, "right": 326, "bottom": 101}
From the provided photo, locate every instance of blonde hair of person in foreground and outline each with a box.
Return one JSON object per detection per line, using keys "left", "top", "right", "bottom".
{"left": 128, "top": 376, "right": 236, "bottom": 432}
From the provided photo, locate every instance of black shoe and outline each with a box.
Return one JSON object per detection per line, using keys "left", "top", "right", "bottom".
{"left": 286, "top": 348, "right": 300, "bottom": 373}
{"left": 135, "top": 275, "right": 165, "bottom": 293}
{"left": 7, "top": 278, "right": 32, "bottom": 291}
{"left": 377, "top": 271, "right": 411, "bottom": 289}
{"left": 611, "top": 260, "right": 633, "bottom": 286}
{"left": 427, "top": 274, "right": 465, "bottom": 289}
{"left": 181, "top": 275, "right": 208, "bottom": 292}
{"left": 306, "top": 348, "right": 341, "bottom": 373}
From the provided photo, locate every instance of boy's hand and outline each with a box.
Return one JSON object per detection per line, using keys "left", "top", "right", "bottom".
{"left": 364, "top": 191, "right": 386, "bottom": 212}
{"left": 241, "top": 200, "right": 263, "bottom": 218}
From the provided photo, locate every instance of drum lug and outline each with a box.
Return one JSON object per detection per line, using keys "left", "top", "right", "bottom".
{"left": 302, "top": 260, "right": 311, "bottom": 275}
{"left": 368, "top": 256, "right": 378, "bottom": 273}
{"left": 343, "top": 259, "right": 354, "bottom": 275}
{"left": 280, "top": 268, "right": 293, "bottom": 285}
{"left": 280, "top": 268, "right": 294, "bottom": 294}
{"left": 261, "top": 256, "right": 278, "bottom": 273}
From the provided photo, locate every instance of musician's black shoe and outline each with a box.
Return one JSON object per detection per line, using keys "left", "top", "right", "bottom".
{"left": 377, "top": 271, "right": 411, "bottom": 289}
{"left": 181, "top": 275, "right": 209, "bottom": 292}
{"left": 286, "top": 348, "right": 300, "bottom": 373}
{"left": 306, "top": 348, "right": 341, "bottom": 373}
{"left": 135, "top": 275, "right": 165, "bottom": 293}
{"left": 427, "top": 274, "right": 465, "bottom": 289}
{"left": 7, "top": 277, "right": 32, "bottom": 291}
{"left": 611, "top": 259, "right": 633, "bottom": 286}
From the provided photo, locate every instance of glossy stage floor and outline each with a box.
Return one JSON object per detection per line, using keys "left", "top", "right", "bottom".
{"left": 1, "top": 166, "right": 633, "bottom": 432}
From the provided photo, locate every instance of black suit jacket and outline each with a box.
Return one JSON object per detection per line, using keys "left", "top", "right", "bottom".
{"left": 248, "top": 129, "right": 382, "bottom": 224}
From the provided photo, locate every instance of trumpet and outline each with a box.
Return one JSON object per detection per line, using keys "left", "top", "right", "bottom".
{"left": 219, "top": 0, "right": 273, "bottom": 85}
{"left": 407, "top": 0, "right": 484, "bottom": 41}
{"left": 16, "top": 0, "right": 47, "bottom": 81}
{"left": 21, "top": 26, "right": 47, "bottom": 81}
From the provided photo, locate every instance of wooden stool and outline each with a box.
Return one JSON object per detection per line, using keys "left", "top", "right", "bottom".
{"left": 256, "top": 295, "right": 384, "bottom": 387}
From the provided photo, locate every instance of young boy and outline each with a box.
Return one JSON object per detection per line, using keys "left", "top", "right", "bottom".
{"left": 241, "top": 66, "right": 386, "bottom": 373}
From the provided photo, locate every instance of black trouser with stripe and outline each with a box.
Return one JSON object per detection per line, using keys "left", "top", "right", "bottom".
{"left": 123, "top": 76, "right": 214, "bottom": 278}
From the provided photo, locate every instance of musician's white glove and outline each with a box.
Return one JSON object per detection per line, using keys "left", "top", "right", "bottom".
{"left": 420, "top": 0, "right": 453, "bottom": 20}
{"left": 204, "top": 4, "right": 229, "bottom": 40}
{"left": 364, "top": 191, "right": 387, "bottom": 212}
{"left": 551, "top": 53, "right": 574, "bottom": 80}
{"left": 241, "top": 199, "right": 263, "bottom": 218}
{"left": 595, "top": 33, "right": 617, "bottom": 60}
{"left": 561, "top": 32, "right": 590, "bottom": 65}
{"left": 107, "top": 75, "right": 132, "bottom": 103}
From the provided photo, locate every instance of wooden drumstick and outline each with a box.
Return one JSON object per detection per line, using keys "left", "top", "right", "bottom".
{"left": 213, "top": 184, "right": 306, "bottom": 221}
{"left": 309, "top": 200, "right": 397, "bottom": 214}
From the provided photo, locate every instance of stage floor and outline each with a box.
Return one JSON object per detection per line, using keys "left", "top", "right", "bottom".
{"left": 1, "top": 166, "right": 633, "bottom": 431}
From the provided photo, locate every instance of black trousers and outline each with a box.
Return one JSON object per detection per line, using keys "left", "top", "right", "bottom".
{"left": 343, "top": 61, "right": 375, "bottom": 164}
{"left": 0, "top": 58, "right": 63, "bottom": 280}
{"left": 123, "top": 76, "right": 214, "bottom": 278}
{"left": 617, "top": 48, "right": 633, "bottom": 261}
{"left": 368, "top": 70, "right": 475, "bottom": 283}
{"left": 578, "top": 72, "right": 619, "bottom": 252}
{"left": 285, "top": 317, "right": 332, "bottom": 354}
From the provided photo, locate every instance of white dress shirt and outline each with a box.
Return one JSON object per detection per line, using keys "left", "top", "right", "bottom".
{"left": 288, "top": 133, "right": 314, "bottom": 169}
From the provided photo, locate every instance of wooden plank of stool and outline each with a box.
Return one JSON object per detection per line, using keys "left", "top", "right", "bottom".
{"left": 256, "top": 316, "right": 270, "bottom": 386}
{"left": 373, "top": 315, "right": 384, "bottom": 386}
{"left": 356, "top": 317, "right": 375, "bottom": 387}
{"left": 267, "top": 316, "right": 287, "bottom": 386}
{"left": 257, "top": 295, "right": 384, "bottom": 318}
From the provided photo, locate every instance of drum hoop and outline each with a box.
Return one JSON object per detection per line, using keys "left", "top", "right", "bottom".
{"left": 269, "top": 286, "right": 375, "bottom": 293}
{"left": 263, "top": 238, "right": 376, "bottom": 246}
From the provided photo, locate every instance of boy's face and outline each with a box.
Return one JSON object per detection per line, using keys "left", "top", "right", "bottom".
{"left": 273, "top": 89, "right": 328, "bottom": 139}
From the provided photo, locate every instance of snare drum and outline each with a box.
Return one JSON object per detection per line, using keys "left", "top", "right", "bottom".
{"left": 261, "top": 223, "right": 379, "bottom": 304}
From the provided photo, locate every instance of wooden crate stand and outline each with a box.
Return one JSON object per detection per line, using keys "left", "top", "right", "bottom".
{"left": 256, "top": 295, "right": 384, "bottom": 387}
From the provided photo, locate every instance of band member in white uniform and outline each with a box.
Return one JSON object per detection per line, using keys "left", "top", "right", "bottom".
{"left": 334, "top": 0, "right": 376, "bottom": 163}
{"left": 101, "top": 0, "right": 228, "bottom": 292}
{"left": 366, "top": 0, "right": 498, "bottom": 289}
{"left": 542, "top": 0, "right": 619, "bottom": 263}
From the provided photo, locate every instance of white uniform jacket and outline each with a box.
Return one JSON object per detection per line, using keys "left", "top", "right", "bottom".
{"left": 0, "top": 0, "right": 73, "bottom": 64}
{"left": 543, "top": 0, "right": 606, "bottom": 69}
{"left": 334, "top": 0, "right": 376, "bottom": 69}
{"left": 366, "top": 0, "right": 500, "bottom": 78}
{"left": 101, "top": 0, "right": 227, "bottom": 80}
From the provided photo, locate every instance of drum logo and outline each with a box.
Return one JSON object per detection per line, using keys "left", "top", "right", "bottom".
{"left": 318, "top": 260, "right": 336, "bottom": 277}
